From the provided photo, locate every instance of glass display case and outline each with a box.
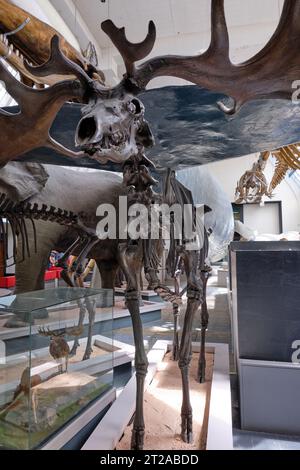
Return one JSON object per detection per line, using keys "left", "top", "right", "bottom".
{"left": 0, "top": 287, "right": 114, "bottom": 450}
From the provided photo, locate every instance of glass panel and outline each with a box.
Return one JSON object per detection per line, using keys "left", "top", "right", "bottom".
{"left": 0, "top": 288, "right": 114, "bottom": 449}
{"left": 0, "top": 287, "right": 112, "bottom": 313}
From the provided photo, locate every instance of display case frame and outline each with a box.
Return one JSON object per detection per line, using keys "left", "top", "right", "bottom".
{"left": 0, "top": 287, "right": 115, "bottom": 450}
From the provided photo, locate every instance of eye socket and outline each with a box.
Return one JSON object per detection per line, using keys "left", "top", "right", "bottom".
{"left": 77, "top": 116, "right": 97, "bottom": 140}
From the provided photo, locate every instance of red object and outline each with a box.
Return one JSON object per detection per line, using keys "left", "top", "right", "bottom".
{"left": 0, "top": 268, "right": 63, "bottom": 288}
{"left": 48, "top": 267, "right": 63, "bottom": 279}
{"left": 0, "top": 276, "right": 15, "bottom": 288}
{"left": 44, "top": 271, "right": 56, "bottom": 281}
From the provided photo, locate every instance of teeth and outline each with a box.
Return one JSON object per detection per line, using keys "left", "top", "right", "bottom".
{"left": 112, "top": 131, "right": 123, "bottom": 143}
{"left": 0, "top": 34, "right": 23, "bottom": 63}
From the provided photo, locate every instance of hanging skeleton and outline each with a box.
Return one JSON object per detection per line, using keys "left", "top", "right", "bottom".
{"left": 269, "top": 144, "right": 300, "bottom": 193}
{"left": 236, "top": 143, "right": 300, "bottom": 204}
{"left": 235, "top": 152, "right": 271, "bottom": 204}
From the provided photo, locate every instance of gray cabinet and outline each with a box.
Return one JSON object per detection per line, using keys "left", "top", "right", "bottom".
{"left": 230, "top": 241, "right": 300, "bottom": 435}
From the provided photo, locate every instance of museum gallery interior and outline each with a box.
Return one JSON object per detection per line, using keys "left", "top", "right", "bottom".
{"left": 0, "top": 0, "right": 300, "bottom": 453}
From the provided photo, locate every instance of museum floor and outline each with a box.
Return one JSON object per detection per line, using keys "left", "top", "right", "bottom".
{"left": 110, "top": 271, "right": 300, "bottom": 451}
{"left": 2, "top": 270, "right": 300, "bottom": 450}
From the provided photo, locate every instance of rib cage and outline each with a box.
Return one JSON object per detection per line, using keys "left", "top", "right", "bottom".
{"left": 269, "top": 144, "right": 300, "bottom": 193}
{"left": 0, "top": 192, "right": 80, "bottom": 266}
{"left": 269, "top": 158, "right": 290, "bottom": 193}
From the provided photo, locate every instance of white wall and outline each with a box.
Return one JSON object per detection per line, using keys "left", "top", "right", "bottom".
{"left": 206, "top": 154, "right": 300, "bottom": 233}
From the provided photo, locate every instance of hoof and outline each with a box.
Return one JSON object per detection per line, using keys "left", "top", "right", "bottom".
{"left": 131, "top": 427, "right": 145, "bottom": 450}
{"left": 197, "top": 375, "right": 206, "bottom": 384}
{"left": 197, "top": 361, "right": 206, "bottom": 383}
{"left": 172, "top": 339, "right": 180, "bottom": 361}
{"left": 171, "top": 348, "right": 179, "bottom": 361}
{"left": 181, "top": 431, "right": 194, "bottom": 444}
{"left": 69, "top": 344, "right": 79, "bottom": 357}
{"left": 196, "top": 369, "right": 206, "bottom": 383}
{"left": 181, "top": 414, "right": 193, "bottom": 444}
{"left": 82, "top": 349, "right": 92, "bottom": 361}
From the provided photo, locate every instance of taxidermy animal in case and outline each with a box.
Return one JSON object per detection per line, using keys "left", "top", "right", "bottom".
{"left": 38, "top": 325, "right": 84, "bottom": 373}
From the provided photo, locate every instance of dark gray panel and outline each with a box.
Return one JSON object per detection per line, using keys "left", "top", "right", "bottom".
{"left": 231, "top": 242, "right": 300, "bottom": 362}
{"left": 13, "top": 85, "right": 300, "bottom": 171}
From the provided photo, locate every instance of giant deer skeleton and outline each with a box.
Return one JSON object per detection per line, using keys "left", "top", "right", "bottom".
{"left": 1, "top": 0, "right": 300, "bottom": 450}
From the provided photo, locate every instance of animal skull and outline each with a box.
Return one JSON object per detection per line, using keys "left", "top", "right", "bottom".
{"left": 75, "top": 93, "right": 154, "bottom": 164}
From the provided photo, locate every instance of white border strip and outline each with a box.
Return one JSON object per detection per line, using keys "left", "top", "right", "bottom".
{"left": 205, "top": 343, "right": 233, "bottom": 450}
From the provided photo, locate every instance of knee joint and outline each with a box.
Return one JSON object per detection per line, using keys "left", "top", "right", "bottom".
{"left": 135, "top": 358, "right": 149, "bottom": 377}
{"left": 125, "top": 290, "right": 139, "bottom": 302}
{"left": 187, "top": 288, "right": 202, "bottom": 301}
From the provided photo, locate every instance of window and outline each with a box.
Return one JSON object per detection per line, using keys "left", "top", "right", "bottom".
{"left": 291, "top": 170, "right": 300, "bottom": 186}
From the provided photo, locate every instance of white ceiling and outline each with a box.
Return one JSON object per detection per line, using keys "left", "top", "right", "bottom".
{"left": 73, "top": 0, "right": 283, "bottom": 48}
{"left": 51, "top": 0, "right": 285, "bottom": 85}
{"left": 73, "top": 0, "right": 284, "bottom": 46}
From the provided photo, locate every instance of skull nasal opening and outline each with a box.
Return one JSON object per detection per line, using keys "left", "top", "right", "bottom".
{"left": 77, "top": 116, "right": 97, "bottom": 141}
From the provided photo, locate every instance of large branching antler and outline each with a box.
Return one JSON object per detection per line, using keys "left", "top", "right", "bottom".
{"left": 24, "top": 35, "right": 94, "bottom": 91}
{"left": 102, "top": 0, "right": 300, "bottom": 114}
{"left": 101, "top": 19, "right": 156, "bottom": 77}
{"left": 0, "top": 35, "right": 98, "bottom": 165}
{"left": 0, "top": 31, "right": 80, "bottom": 87}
